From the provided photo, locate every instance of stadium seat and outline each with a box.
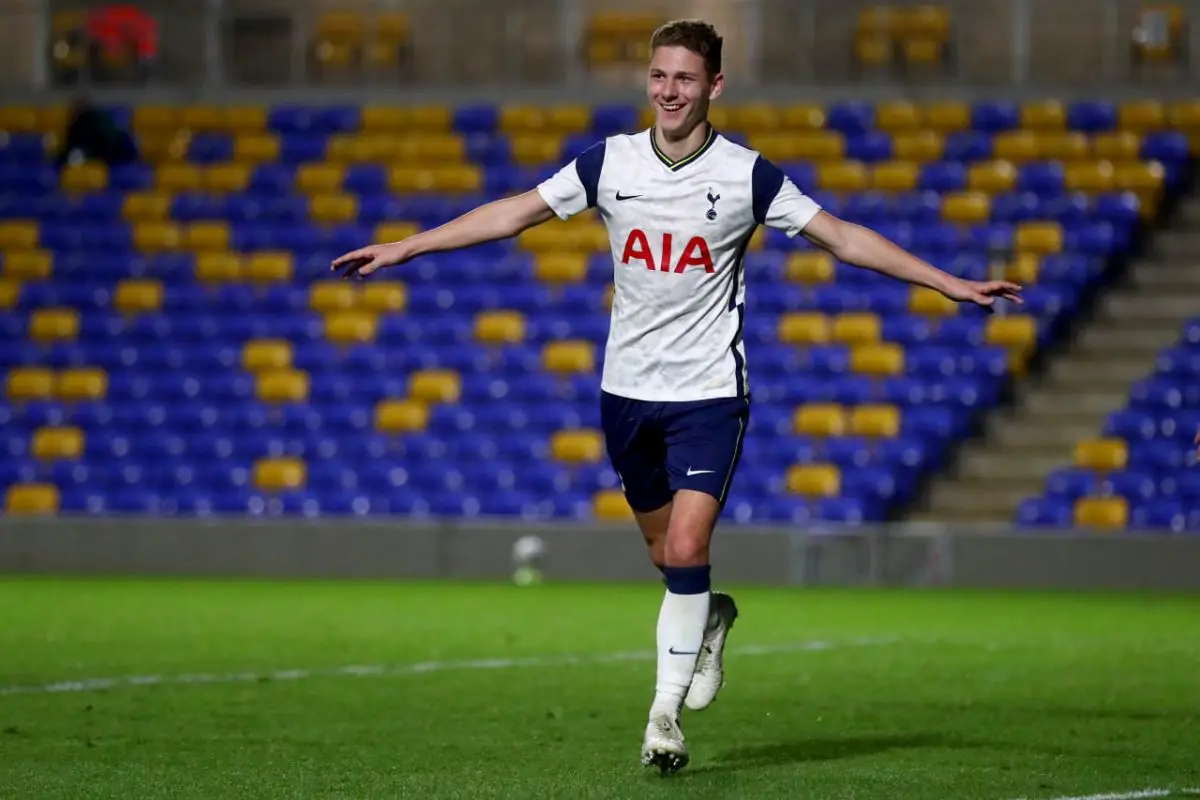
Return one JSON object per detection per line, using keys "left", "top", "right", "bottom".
{"left": 535, "top": 254, "right": 588, "bottom": 284}
{"left": 243, "top": 340, "right": 293, "bottom": 372}
{"left": 325, "top": 312, "right": 379, "bottom": 344}
{"left": 794, "top": 404, "right": 848, "bottom": 437}
{"left": 5, "top": 483, "right": 60, "bottom": 516}
{"left": 254, "top": 457, "right": 307, "bottom": 492}
{"left": 543, "top": 341, "right": 595, "bottom": 375}
{"left": 32, "top": 426, "right": 84, "bottom": 461}
{"left": 851, "top": 343, "right": 905, "bottom": 376}
{"left": 593, "top": 489, "right": 634, "bottom": 521}
{"left": 786, "top": 463, "right": 841, "bottom": 497}
{"left": 310, "top": 282, "right": 358, "bottom": 313}
{"left": 551, "top": 429, "right": 604, "bottom": 464}
{"left": 942, "top": 192, "right": 991, "bottom": 223}
{"left": 196, "top": 253, "right": 243, "bottom": 284}
{"left": 0, "top": 221, "right": 39, "bottom": 249}
{"left": 475, "top": 311, "right": 526, "bottom": 345}
{"left": 851, "top": 404, "right": 901, "bottom": 438}
{"left": 909, "top": 287, "right": 958, "bottom": 317}
{"left": 833, "top": 313, "right": 881, "bottom": 344}
{"left": 257, "top": 370, "right": 310, "bottom": 404}
{"left": 409, "top": 369, "right": 461, "bottom": 403}
{"left": 3, "top": 251, "right": 51, "bottom": 281}
{"left": 780, "top": 313, "right": 832, "bottom": 344}
{"left": 245, "top": 253, "right": 294, "bottom": 283}
{"left": 375, "top": 399, "right": 429, "bottom": 434}
{"left": 1074, "top": 496, "right": 1128, "bottom": 529}
{"left": 184, "top": 222, "right": 231, "bottom": 253}
{"left": 786, "top": 252, "right": 834, "bottom": 284}
{"left": 1015, "top": 222, "right": 1064, "bottom": 255}
{"left": 7, "top": 367, "right": 55, "bottom": 402}
{"left": 56, "top": 368, "right": 108, "bottom": 402}
{"left": 1074, "top": 438, "right": 1128, "bottom": 471}
{"left": 360, "top": 282, "right": 406, "bottom": 312}
{"left": 0, "top": 280, "right": 17, "bottom": 311}
{"left": 60, "top": 163, "right": 108, "bottom": 192}
{"left": 113, "top": 279, "right": 164, "bottom": 314}
{"left": 29, "top": 308, "right": 80, "bottom": 342}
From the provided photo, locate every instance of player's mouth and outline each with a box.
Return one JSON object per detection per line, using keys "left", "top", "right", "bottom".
{"left": 659, "top": 103, "right": 685, "bottom": 116}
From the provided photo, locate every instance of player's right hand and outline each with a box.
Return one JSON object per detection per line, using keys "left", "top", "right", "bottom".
{"left": 330, "top": 242, "right": 412, "bottom": 280}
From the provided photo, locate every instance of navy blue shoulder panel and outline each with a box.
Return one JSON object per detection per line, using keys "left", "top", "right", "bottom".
{"left": 751, "top": 155, "right": 786, "bottom": 226}
{"left": 575, "top": 140, "right": 607, "bottom": 209}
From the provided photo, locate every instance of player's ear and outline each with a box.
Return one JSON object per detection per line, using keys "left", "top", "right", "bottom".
{"left": 708, "top": 72, "right": 725, "bottom": 102}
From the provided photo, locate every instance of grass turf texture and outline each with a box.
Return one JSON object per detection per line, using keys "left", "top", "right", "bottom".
{"left": 1, "top": 579, "right": 1198, "bottom": 800}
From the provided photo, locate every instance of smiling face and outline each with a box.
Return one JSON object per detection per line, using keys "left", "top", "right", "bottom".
{"left": 647, "top": 44, "right": 723, "bottom": 140}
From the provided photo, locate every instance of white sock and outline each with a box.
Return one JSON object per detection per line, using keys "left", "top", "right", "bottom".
{"left": 649, "top": 587, "right": 711, "bottom": 719}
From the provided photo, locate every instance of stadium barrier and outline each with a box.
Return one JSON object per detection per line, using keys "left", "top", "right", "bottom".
{"left": 2, "top": 518, "right": 1198, "bottom": 590}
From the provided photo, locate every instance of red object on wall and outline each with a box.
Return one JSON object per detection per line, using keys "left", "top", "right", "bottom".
{"left": 86, "top": 4, "right": 158, "bottom": 60}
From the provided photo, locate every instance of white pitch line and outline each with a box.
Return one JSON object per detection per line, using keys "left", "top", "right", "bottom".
{"left": 1007, "top": 789, "right": 1200, "bottom": 800}
{"left": 0, "top": 635, "right": 895, "bottom": 697}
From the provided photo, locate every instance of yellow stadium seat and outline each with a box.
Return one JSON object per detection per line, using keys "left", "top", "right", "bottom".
{"left": 327, "top": 134, "right": 380, "bottom": 164}
{"left": 360, "top": 282, "right": 406, "bottom": 313}
{"left": 156, "top": 164, "right": 203, "bottom": 192}
{"left": 310, "top": 194, "right": 358, "bottom": 225}
{"left": 818, "top": 162, "right": 869, "bottom": 192}
{"left": 374, "top": 221, "right": 420, "bottom": 243}
{"left": 0, "top": 221, "right": 39, "bottom": 249}
{"left": 0, "top": 280, "right": 17, "bottom": 311}
{"left": 786, "top": 251, "right": 834, "bottom": 284}
{"left": 405, "top": 106, "right": 452, "bottom": 133}
{"left": 986, "top": 315, "right": 1037, "bottom": 352}
{"left": 499, "top": 105, "right": 546, "bottom": 135}
{"left": 138, "top": 132, "right": 191, "bottom": 163}
{"left": 545, "top": 106, "right": 590, "bottom": 135}
{"left": 893, "top": 131, "right": 944, "bottom": 163}
{"left": 793, "top": 403, "right": 848, "bottom": 437}
{"left": 786, "top": 464, "right": 842, "bottom": 497}
{"left": 375, "top": 399, "right": 429, "bottom": 434}
{"left": 56, "top": 368, "right": 108, "bottom": 402}
{"left": 1020, "top": 100, "right": 1066, "bottom": 130}
{"left": 1074, "top": 438, "right": 1128, "bottom": 471}
{"left": 184, "top": 222, "right": 230, "bottom": 253}
{"left": 551, "top": 429, "right": 604, "bottom": 464}
{"left": 393, "top": 135, "right": 467, "bottom": 164}
{"left": 122, "top": 191, "right": 171, "bottom": 223}
{"left": 0, "top": 107, "right": 42, "bottom": 134}
{"left": 1040, "top": 132, "right": 1091, "bottom": 162}
{"left": 1015, "top": 222, "right": 1063, "bottom": 255}
{"left": 388, "top": 166, "right": 481, "bottom": 194}
{"left": 196, "top": 253, "right": 243, "bottom": 284}
{"left": 1114, "top": 161, "right": 1164, "bottom": 194}
{"left": 245, "top": 252, "right": 294, "bottom": 283}
{"left": 256, "top": 370, "right": 310, "bottom": 404}
{"left": 309, "top": 282, "right": 357, "bottom": 313}
{"left": 1074, "top": 496, "right": 1128, "bottom": 529}
{"left": 6, "top": 367, "right": 54, "bottom": 402}
{"left": 856, "top": 36, "right": 894, "bottom": 67}
{"left": 793, "top": 132, "right": 846, "bottom": 161}
{"left": 511, "top": 135, "right": 564, "bottom": 167}
{"left": 361, "top": 106, "right": 406, "bottom": 132}
{"left": 179, "top": 105, "right": 223, "bottom": 133}
{"left": 5, "top": 483, "right": 59, "bottom": 515}
{"left": 254, "top": 457, "right": 307, "bottom": 492}
{"left": 902, "top": 39, "right": 944, "bottom": 67}
{"left": 1168, "top": 99, "right": 1200, "bottom": 131}
{"left": 942, "top": 191, "right": 991, "bottom": 223}
{"left": 475, "top": 310, "right": 526, "bottom": 345}
{"left": 1118, "top": 100, "right": 1166, "bottom": 133}
{"left": 234, "top": 134, "right": 280, "bottom": 163}
{"left": 924, "top": 102, "right": 970, "bottom": 133}
{"left": 851, "top": 343, "right": 904, "bottom": 376}
{"left": 29, "top": 308, "right": 79, "bottom": 342}
{"left": 324, "top": 311, "right": 378, "bottom": 344}
{"left": 133, "top": 106, "right": 180, "bottom": 135}
{"left": 992, "top": 131, "right": 1042, "bottom": 163}
{"left": 730, "top": 103, "right": 782, "bottom": 134}
{"left": 1064, "top": 161, "right": 1116, "bottom": 193}
{"left": 781, "top": 104, "right": 827, "bottom": 130}
{"left": 871, "top": 161, "right": 919, "bottom": 192}
{"left": 242, "top": 339, "right": 293, "bottom": 373}
{"left": 779, "top": 312, "right": 832, "bottom": 345}
{"left": 226, "top": 106, "right": 267, "bottom": 134}
{"left": 1005, "top": 253, "right": 1041, "bottom": 284}
{"left": 1092, "top": 132, "right": 1142, "bottom": 161}
{"left": 593, "top": 489, "right": 634, "bottom": 521}
{"left": 32, "top": 426, "right": 83, "bottom": 461}
{"left": 832, "top": 313, "right": 881, "bottom": 344}
{"left": 60, "top": 162, "right": 108, "bottom": 192}
{"left": 113, "top": 279, "right": 163, "bottom": 314}
{"left": 297, "top": 164, "right": 346, "bottom": 194}
{"left": 535, "top": 253, "right": 588, "bottom": 284}
{"left": 3, "top": 250, "right": 51, "bottom": 280}
{"left": 409, "top": 368, "right": 461, "bottom": 404}
{"left": 850, "top": 404, "right": 901, "bottom": 438}
{"left": 875, "top": 101, "right": 920, "bottom": 132}
{"left": 603, "top": 284, "right": 615, "bottom": 312}
{"left": 910, "top": 287, "right": 958, "bottom": 317}
{"left": 205, "top": 163, "right": 251, "bottom": 193}
{"left": 967, "top": 161, "right": 1017, "bottom": 193}
{"left": 133, "top": 222, "right": 182, "bottom": 253}
{"left": 543, "top": 341, "right": 595, "bottom": 375}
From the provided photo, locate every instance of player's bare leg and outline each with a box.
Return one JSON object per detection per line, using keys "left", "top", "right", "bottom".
{"left": 640, "top": 489, "right": 726, "bottom": 774}
{"left": 633, "top": 503, "right": 672, "bottom": 573}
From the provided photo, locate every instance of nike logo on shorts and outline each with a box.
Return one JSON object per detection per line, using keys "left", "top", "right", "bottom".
{"left": 686, "top": 467, "right": 715, "bottom": 476}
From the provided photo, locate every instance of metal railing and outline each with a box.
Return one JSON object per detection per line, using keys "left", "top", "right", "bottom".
{"left": 0, "top": 0, "right": 1197, "bottom": 95}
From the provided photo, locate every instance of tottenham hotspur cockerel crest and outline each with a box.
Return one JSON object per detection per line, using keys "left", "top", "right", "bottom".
{"left": 705, "top": 189, "right": 720, "bottom": 220}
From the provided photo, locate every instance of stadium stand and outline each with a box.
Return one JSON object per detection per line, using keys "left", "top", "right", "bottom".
{"left": 0, "top": 99, "right": 1195, "bottom": 525}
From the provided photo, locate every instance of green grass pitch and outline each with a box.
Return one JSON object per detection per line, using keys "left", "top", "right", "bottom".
{"left": 1, "top": 577, "right": 1199, "bottom": 799}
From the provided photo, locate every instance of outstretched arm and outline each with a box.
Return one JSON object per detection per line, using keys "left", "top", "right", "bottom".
{"left": 331, "top": 189, "right": 556, "bottom": 279}
{"left": 801, "top": 211, "right": 1023, "bottom": 309}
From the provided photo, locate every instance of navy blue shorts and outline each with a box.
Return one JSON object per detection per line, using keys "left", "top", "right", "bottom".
{"left": 600, "top": 390, "right": 750, "bottom": 513}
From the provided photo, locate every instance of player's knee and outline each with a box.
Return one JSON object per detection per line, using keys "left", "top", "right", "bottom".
{"left": 663, "top": 532, "right": 709, "bottom": 566}
{"left": 662, "top": 489, "right": 720, "bottom": 566}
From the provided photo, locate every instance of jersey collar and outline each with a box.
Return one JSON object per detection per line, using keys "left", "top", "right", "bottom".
{"left": 650, "top": 123, "right": 717, "bottom": 172}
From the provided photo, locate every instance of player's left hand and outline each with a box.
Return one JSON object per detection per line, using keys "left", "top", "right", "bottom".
{"left": 943, "top": 279, "right": 1024, "bottom": 310}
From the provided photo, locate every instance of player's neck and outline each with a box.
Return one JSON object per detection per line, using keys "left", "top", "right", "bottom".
{"left": 653, "top": 121, "right": 712, "bottom": 164}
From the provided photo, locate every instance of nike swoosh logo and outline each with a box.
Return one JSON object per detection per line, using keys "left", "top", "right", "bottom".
{"left": 686, "top": 468, "right": 715, "bottom": 476}
{"left": 615, "top": 191, "right": 642, "bottom": 201}
{"left": 668, "top": 647, "right": 698, "bottom": 656}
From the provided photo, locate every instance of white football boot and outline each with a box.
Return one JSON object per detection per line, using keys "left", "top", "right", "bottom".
{"left": 641, "top": 712, "right": 689, "bottom": 774}
{"left": 683, "top": 591, "right": 739, "bottom": 711}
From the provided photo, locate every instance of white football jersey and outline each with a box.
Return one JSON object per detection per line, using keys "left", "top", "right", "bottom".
{"left": 536, "top": 127, "right": 823, "bottom": 403}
